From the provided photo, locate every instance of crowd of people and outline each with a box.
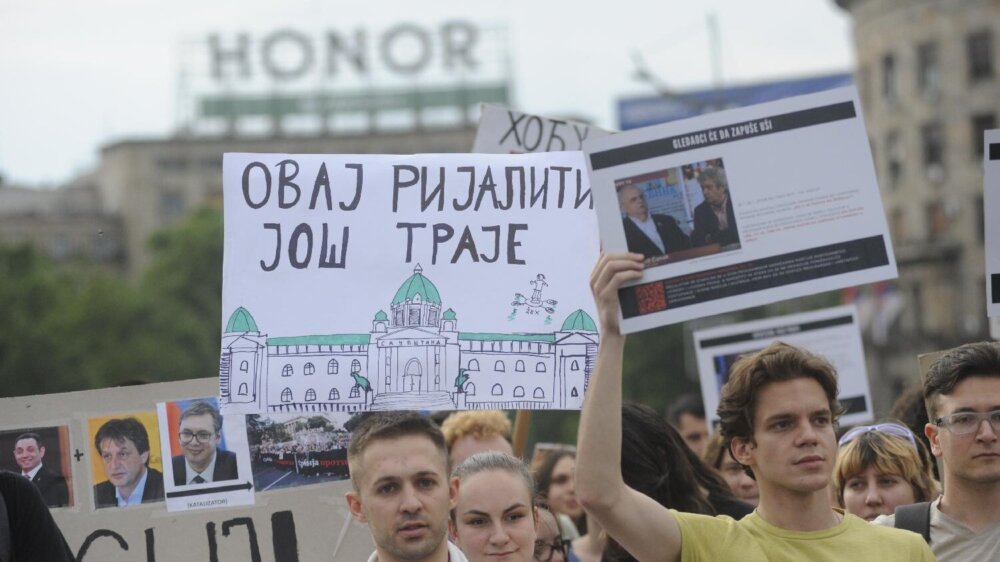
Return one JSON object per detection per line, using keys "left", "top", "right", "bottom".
{"left": 4, "top": 251, "right": 999, "bottom": 561}
{"left": 342, "top": 252, "right": 1000, "bottom": 562}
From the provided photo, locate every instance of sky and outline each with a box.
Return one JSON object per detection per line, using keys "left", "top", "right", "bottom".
{"left": 0, "top": 0, "right": 855, "bottom": 187}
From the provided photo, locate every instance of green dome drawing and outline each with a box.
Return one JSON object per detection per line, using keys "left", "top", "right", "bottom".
{"left": 442, "top": 308, "right": 457, "bottom": 320}
{"left": 374, "top": 310, "right": 389, "bottom": 321}
{"left": 226, "top": 307, "right": 259, "bottom": 333}
{"left": 391, "top": 264, "right": 442, "bottom": 305}
{"left": 561, "top": 309, "right": 597, "bottom": 332}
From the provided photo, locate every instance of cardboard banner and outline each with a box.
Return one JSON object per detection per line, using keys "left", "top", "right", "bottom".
{"left": 0, "top": 379, "right": 375, "bottom": 561}
{"left": 584, "top": 87, "right": 897, "bottom": 333}
{"left": 985, "top": 129, "right": 1000, "bottom": 318}
{"left": 472, "top": 104, "right": 612, "bottom": 154}
{"left": 692, "top": 305, "right": 874, "bottom": 429}
{"left": 220, "top": 152, "right": 601, "bottom": 415}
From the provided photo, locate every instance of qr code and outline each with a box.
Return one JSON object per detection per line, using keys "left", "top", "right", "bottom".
{"left": 634, "top": 282, "right": 668, "bottom": 314}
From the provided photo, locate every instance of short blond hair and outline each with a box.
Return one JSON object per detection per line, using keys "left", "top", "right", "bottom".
{"left": 441, "top": 410, "right": 511, "bottom": 449}
{"left": 833, "top": 430, "right": 938, "bottom": 507}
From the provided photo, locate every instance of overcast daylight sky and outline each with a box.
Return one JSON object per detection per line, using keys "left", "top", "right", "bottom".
{"left": 0, "top": 0, "right": 854, "bottom": 187}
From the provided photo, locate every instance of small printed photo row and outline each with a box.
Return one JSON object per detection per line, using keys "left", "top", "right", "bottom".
{"left": 615, "top": 158, "right": 741, "bottom": 267}
{"left": 2, "top": 399, "right": 358, "bottom": 512}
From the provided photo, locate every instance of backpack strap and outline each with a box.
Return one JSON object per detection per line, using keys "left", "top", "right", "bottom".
{"left": 894, "top": 501, "right": 932, "bottom": 544}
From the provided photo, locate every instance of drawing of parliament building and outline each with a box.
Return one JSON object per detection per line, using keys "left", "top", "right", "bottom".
{"left": 220, "top": 265, "right": 599, "bottom": 413}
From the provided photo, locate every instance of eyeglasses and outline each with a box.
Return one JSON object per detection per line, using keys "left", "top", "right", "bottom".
{"left": 934, "top": 409, "right": 1000, "bottom": 436}
{"left": 838, "top": 422, "right": 918, "bottom": 451}
{"left": 178, "top": 430, "right": 215, "bottom": 444}
{"left": 533, "top": 539, "right": 570, "bottom": 562}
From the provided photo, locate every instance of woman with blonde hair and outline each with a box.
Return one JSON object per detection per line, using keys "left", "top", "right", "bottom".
{"left": 451, "top": 451, "right": 540, "bottom": 562}
{"left": 833, "top": 422, "right": 938, "bottom": 521}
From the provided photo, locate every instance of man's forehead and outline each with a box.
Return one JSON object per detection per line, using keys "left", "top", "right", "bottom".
{"left": 936, "top": 375, "right": 1000, "bottom": 411}
{"left": 14, "top": 438, "right": 39, "bottom": 449}
{"left": 181, "top": 414, "right": 214, "bottom": 427}
{"left": 101, "top": 437, "right": 136, "bottom": 451}
{"left": 359, "top": 436, "right": 447, "bottom": 484}
{"left": 753, "top": 378, "right": 830, "bottom": 421}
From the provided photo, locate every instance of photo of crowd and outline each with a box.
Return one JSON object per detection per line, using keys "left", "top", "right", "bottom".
{"left": 246, "top": 413, "right": 353, "bottom": 491}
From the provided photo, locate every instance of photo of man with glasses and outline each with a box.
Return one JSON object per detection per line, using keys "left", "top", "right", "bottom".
{"left": 93, "top": 417, "right": 164, "bottom": 508}
{"left": 171, "top": 401, "right": 238, "bottom": 486}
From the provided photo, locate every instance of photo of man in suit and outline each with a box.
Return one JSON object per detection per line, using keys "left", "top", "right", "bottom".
{"left": 93, "top": 417, "right": 164, "bottom": 508}
{"left": 618, "top": 184, "right": 692, "bottom": 260}
{"left": 172, "top": 401, "right": 238, "bottom": 485}
{"left": 13, "top": 432, "right": 68, "bottom": 508}
{"left": 691, "top": 166, "right": 739, "bottom": 248}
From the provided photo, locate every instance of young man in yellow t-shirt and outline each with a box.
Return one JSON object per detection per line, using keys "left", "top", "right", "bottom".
{"left": 576, "top": 253, "right": 934, "bottom": 561}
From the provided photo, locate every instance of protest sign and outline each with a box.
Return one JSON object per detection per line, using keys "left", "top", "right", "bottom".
{"left": 692, "top": 305, "right": 874, "bottom": 429}
{"left": 473, "top": 104, "right": 612, "bottom": 154}
{"left": 220, "top": 152, "right": 600, "bottom": 415}
{"left": 584, "top": 87, "right": 897, "bottom": 333}
{"left": 985, "top": 129, "right": 1000, "bottom": 317}
{"left": 0, "top": 379, "right": 375, "bottom": 561}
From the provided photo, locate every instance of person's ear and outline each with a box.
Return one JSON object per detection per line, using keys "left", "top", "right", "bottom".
{"left": 449, "top": 476, "right": 460, "bottom": 510}
{"left": 925, "top": 422, "right": 943, "bottom": 457}
{"left": 346, "top": 491, "right": 368, "bottom": 523}
{"left": 140, "top": 451, "right": 150, "bottom": 465}
{"left": 730, "top": 437, "right": 754, "bottom": 467}
{"left": 39, "top": 446, "right": 46, "bottom": 458}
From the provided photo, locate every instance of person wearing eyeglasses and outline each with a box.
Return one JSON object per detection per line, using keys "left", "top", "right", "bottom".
{"left": 873, "top": 341, "right": 1000, "bottom": 560}
{"left": 833, "top": 423, "right": 937, "bottom": 522}
{"left": 450, "top": 451, "right": 539, "bottom": 562}
{"left": 534, "top": 503, "right": 569, "bottom": 562}
{"left": 171, "top": 401, "right": 238, "bottom": 486}
{"left": 93, "top": 417, "right": 165, "bottom": 508}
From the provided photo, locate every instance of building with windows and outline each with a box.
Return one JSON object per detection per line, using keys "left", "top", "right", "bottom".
{"left": 220, "top": 264, "right": 598, "bottom": 413}
{"left": 837, "top": 0, "right": 998, "bottom": 403}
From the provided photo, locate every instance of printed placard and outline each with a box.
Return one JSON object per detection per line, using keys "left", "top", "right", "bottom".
{"left": 220, "top": 152, "right": 600, "bottom": 415}
{"left": 692, "top": 305, "right": 874, "bottom": 429}
{"left": 985, "top": 129, "right": 1000, "bottom": 317}
{"left": 473, "top": 104, "right": 612, "bottom": 153}
{"left": 585, "top": 87, "right": 897, "bottom": 333}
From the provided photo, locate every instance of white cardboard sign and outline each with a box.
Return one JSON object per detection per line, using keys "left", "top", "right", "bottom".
{"left": 220, "top": 152, "right": 600, "bottom": 415}
{"left": 985, "top": 129, "right": 1000, "bottom": 318}
{"left": 692, "top": 305, "right": 874, "bottom": 430}
{"left": 473, "top": 104, "right": 612, "bottom": 154}
{"left": 584, "top": 87, "right": 897, "bottom": 333}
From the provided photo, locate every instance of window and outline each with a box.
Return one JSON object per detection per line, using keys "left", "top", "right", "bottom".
{"left": 921, "top": 122, "right": 945, "bottom": 179}
{"left": 282, "top": 364, "right": 293, "bottom": 377}
{"left": 238, "top": 383, "right": 249, "bottom": 396}
{"left": 571, "top": 360, "right": 580, "bottom": 371}
{"left": 467, "top": 359, "right": 480, "bottom": 371}
{"left": 890, "top": 208, "right": 906, "bottom": 244}
{"left": 925, "top": 201, "right": 949, "bottom": 240}
{"left": 881, "top": 53, "right": 896, "bottom": 100}
{"left": 329, "top": 388, "right": 340, "bottom": 400}
{"left": 515, "top": 360, "right": 525, "bottom": 372}
{"left": 305, "top": 388, "right": 316, "bottom": 401}
{"left": 967, "top": 29, "right": 994, "bottom": 82}
{"left": 976, "top": 196, "right": 985, "bottom": 244}
{"left": 351, "top": 359, "right": 361, "bottom": 374}
{"left": 408, "top": 308, "right": 421, "bottom": 326}
{"left": 281, "top": 388, "right": 293, "bottom": 402}
{"left": 885, "top": 130, "right": 902, "bottom": 190}
{"left": 916, "top": 41, "right": 939, "bottom": 94}
{"left": 495, "top": 360, "right": 505, "bottom": 372}
{"left": 160, "top": 192, "right": 186, "bottom": 220}
{"left": 535, "top": 362, "right": 547, "bottom": 373}
{"left": 466, "top": 383, "right": 476, "bottom": 396}
{"left": 513, "top": 386, "right": 525, "bottom": 398}
{"left": 239, "top": 360, "right": 249, "bottom": 372}
{"left": 971, "top": 113, "right": 996, "bottom": 159}
{"left": 350, "top": 385, "right": 361, "bottom": 398}
{"left": 533, "top": 387, "right": 545, "bottom": 399}
{"left": 304, "top": 362, "right": 315, "bottom": 375}
{"left": 328, "top": 359, "right": 339, "bottom": 375}
{"left": 571, "top": 387, "right": 579, "bottom": 398}
{"left": 491, "top": 384, "right": 503, "bottom": 396}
